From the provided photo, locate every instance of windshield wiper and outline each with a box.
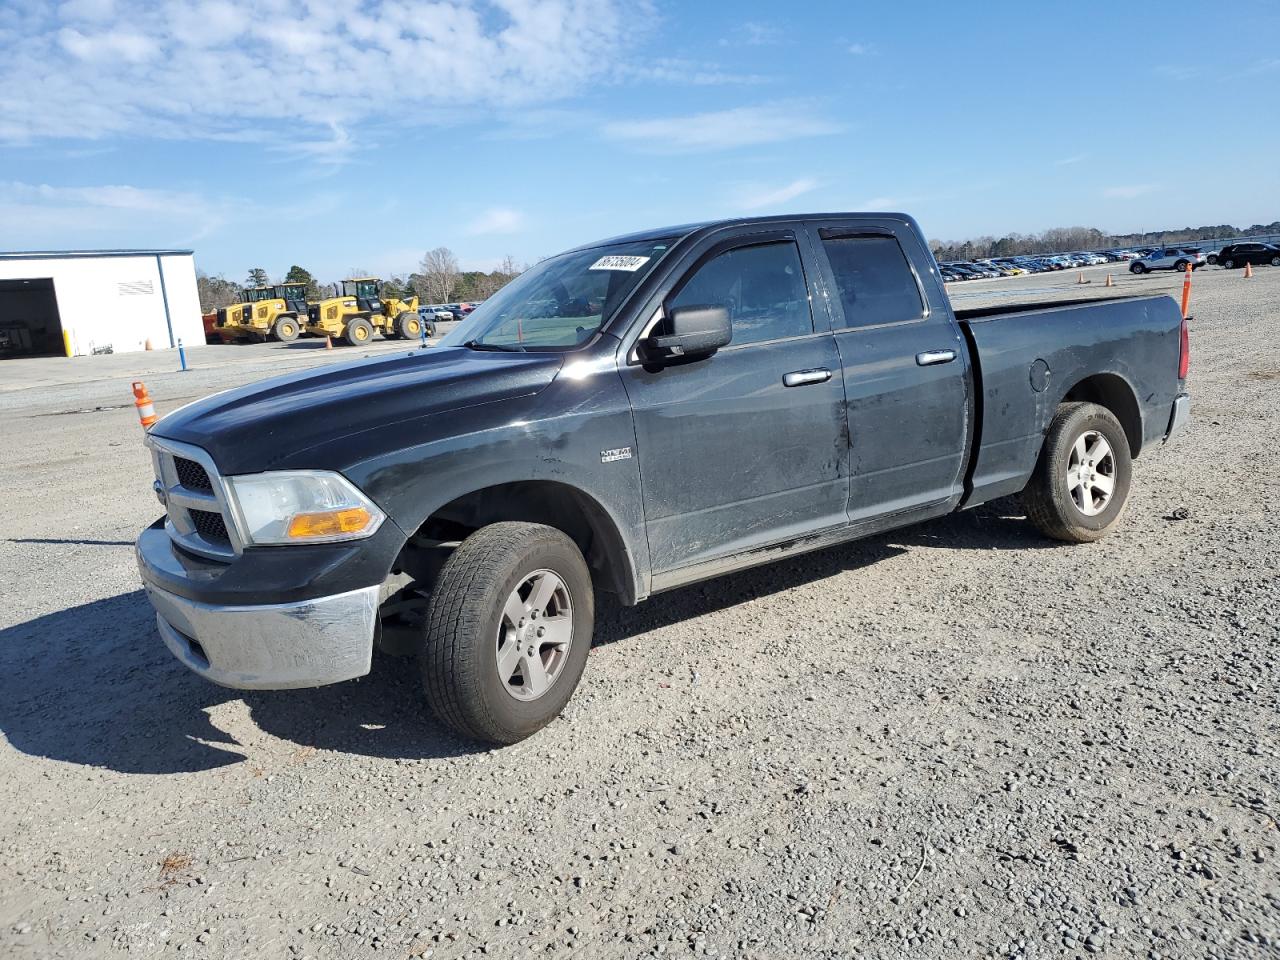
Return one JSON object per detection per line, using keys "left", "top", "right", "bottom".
{"left": 463, "top": 339, "right": 526, "bottom": 353}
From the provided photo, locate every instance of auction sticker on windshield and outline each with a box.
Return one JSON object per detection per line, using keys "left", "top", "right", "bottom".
{"left": 589, "top": 255, "right": 651, "bottom": 271}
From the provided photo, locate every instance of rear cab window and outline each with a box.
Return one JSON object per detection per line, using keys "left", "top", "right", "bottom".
{"left": 817, "top": 233, "right": 926, "bottom": 329}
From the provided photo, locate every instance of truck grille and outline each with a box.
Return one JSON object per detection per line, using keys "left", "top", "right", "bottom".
{"left": 173, "top": 456, "right": 212, "bottom": 491}
{"left": 148, "top": 436, "right": 241, "bottom": 560}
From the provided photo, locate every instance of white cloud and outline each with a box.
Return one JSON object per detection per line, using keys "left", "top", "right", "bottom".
{"left": 0, "top": 180, "right": 341, "bottom": 249}
{"left": 733, "top": 177, "right": 819, "bottom": 211}
{"left": 720, "top": 21, "right": 779, "bottom": 46}
{"left": 847, "top": 42, "right": 873, "bottom": 55}
{"left": 601, "top": 102, "right": 841, "bottom": 154}
{"left": 1054, "top": 154, "right": 1087, "bottom": 166}
{"left": 466, "top": 207, "right": 526, "bottom": 235}
{"left": 0, "top": 1, "right": 649, "bottom": 157}
{"left": 0, "top": 180, "right": 231, "bottom": 246}
{"left": 1104, "top": 184, "right": 1160, "bottom": 199}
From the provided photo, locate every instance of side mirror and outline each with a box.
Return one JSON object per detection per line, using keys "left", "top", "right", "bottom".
{"left": 643, "top": 305, "right": 731, "bottom": 363}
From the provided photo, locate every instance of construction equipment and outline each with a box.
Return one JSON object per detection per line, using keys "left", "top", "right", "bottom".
{"left": 220, "top": 285, "right": 310, "bottom": 343}
{"left": 214, "top": 286, "right": 276, "bottom": 341}
{"left": 304, "top": 278, "right": 422, "bottom": 346}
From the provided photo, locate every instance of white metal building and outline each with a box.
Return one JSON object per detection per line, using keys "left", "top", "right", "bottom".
{"left": 0, "top": 249, "right": 203, "bottom": 359}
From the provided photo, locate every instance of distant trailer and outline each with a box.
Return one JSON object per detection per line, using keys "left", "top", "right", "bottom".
{"left": 0, "top": 249, "right": 202, "bottom": 359}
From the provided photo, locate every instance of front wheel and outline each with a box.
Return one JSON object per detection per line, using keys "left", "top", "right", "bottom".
{"left": 1173, "top": 260, "right": 1188, "bottom": 272}
{"left": 395, "top": 312, "right": 422, "bottom": 339}
{"left": 1207, "top": 255, "right": 1218, "bottom": 265}
{"left": 421, "top": 522, "right": 594, "bottom": 744}
{"left": 1129, "top": 262, "right": 1146, "bottom": 274}
{"left": 1023, "top": 402, "right": 1133, "bottom": 543}
{"left": 1270, "top": 256, "right": 1280, "bottom": 267}
{"left": 1223, "top": 259, "right": 1236, "bottom": 269}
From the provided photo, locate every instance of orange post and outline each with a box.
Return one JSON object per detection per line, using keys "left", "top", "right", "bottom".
{"left": 1180, "top": 264, "right": 1192, "bottom": 318}
{"left": 132, "top": 381, "right": 158, "bottom": 430}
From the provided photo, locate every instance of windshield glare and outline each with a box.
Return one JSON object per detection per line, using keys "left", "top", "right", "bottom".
{"left": 441, "top": 238, "right": 674, "bottom": 350}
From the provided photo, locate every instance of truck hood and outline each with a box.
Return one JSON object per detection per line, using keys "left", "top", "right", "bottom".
{"left": 152, "top": 346, "right": 564, "bottom": 474}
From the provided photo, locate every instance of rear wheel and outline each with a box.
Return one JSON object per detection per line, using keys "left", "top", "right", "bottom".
{"left": 272, "top": 316, "right": 300, "bottom": 343}
{"left": 1207, "top": 254, "right": 1218, "bottom": 265}
{"left": 1223, "top": 258, "right": 1237, "bottom": 269}
{"left": 1023, "top": 402, "right": 1133, "bottom": 543}
{"left": 395, "top": 312, "right": 422, "bottom": 339}
{"left": 342, "top": 317, "right": 374, "bottom": 346}
{"left": 1270, "top": 256, "right": 1280, "bottom": 267}
{"left": 1129, "top": 262, "right": 1146, "bottom": 274}
{"left": 420, "top": 522, "right": 594, "bottom": 745}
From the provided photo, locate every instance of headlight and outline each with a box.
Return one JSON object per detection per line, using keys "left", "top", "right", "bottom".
{"left": 224, "top": 471, "right": 385, "bottom": 545}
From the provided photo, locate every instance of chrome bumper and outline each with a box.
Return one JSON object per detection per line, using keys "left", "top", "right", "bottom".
{"left": 143, "top": 582, "right": 379, "bottom": 689}
{"left": 1165, "top": 392, "right": 1190, "bottom": 441}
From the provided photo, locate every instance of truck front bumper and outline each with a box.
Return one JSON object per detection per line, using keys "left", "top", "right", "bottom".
{"left": 136, "top": 527, "right": 379, "bottom": 690}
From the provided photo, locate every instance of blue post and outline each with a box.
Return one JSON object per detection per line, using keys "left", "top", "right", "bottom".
{"left": 420, "top": 317, "right": 428, "bottom": 350}
{"left": 177, "top": 338, "right": 188, "bottom": 372}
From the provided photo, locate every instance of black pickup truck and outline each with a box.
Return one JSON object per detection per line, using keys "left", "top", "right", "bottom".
{"left": 136, "top": 213, "right": 1190, "bottom": 744}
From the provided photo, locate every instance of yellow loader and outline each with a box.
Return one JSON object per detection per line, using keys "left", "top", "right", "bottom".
{"left": 214, "top": 286, "right": 275, "bottom": 339}
{"left": 236, "top": 282, "right": 312, "bottom": 343}
{"left": 304, "top": 278, "right": 422, "bottom": 346}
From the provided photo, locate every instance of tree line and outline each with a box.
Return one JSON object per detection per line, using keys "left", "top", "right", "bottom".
{"left": 196, "top": 247, "right": 528, "bottom": 313}
{"left": 929, "top": 220, "right": 1280, "bottom": 262}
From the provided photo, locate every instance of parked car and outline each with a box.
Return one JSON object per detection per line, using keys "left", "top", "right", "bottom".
{"left": 420, "top": 305, "right": 455, "bottom": 323}
{"left": 1129, "top": 248, "right": 1206, "bottom": 273}
{"left": 1216, "top": 243, "right": 1280, "bottom": 269}
{"left": 135, "top": 211, "right": 1191, "bottom": 744}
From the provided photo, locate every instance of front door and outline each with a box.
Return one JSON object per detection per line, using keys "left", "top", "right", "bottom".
{"left": 618, "top": 229, "right": 848, "bottom": 578}
{"left": 804, "top": 220, "right": 970, "bottom": 521}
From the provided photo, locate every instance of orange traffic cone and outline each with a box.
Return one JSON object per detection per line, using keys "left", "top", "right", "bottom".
{"left": 1105, "top": 274, "right": 1114, "bottom": 287}
{"left": 1244, "top": 262, "right": 1254, "bottom": 278}
{"left": 325, "top": 335, "right": 333, "bottom": 350}
{"left": 132, "top": 381, "right": 158, "bottom": 430}
{"left": 144, "top": 337, "right": 154, "bottom": 351}
{"left": 1076, "top": 271, "right": 1089, "bottom": 285}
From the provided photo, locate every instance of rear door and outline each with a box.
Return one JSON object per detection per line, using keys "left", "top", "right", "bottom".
{"left": 803, "top": 219, "right": 971, "bottom": 521}
{"left": 618, "top": 227, "right": 848, "bottom": 578}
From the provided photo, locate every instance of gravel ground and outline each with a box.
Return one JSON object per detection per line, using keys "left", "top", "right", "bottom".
{"left": 0, "top": 265, "right": 1277, "bottom": 959}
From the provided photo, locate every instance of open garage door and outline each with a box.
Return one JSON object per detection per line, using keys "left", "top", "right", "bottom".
{"left": 0, "top": 278, "right": 64, "bottom": 359}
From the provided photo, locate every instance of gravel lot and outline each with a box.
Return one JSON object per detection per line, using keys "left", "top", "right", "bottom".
{"left": 1, "top": 265, "right": 1277, "bottom": 959}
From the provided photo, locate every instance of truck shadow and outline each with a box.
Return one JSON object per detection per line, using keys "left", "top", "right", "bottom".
{"left": 0, "top": 500, "right": 1053, "bottom": 774}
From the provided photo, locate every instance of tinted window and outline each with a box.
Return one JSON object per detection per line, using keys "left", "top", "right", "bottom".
{"left": 821, "top": 236, "right": 925, "bottom": 329}
{"left": 669, "top": 241, "right": 812, "bottom": 346}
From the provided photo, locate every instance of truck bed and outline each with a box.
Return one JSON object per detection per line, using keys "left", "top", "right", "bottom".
{"left": 956, "top": 294, "right": 1185, "bottom": 507}
{"left": 952, "top": 293, "right": 1144, "bottom": 321}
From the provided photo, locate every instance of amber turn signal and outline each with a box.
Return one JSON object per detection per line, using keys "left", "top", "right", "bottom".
{"left": 286, "top": 507, "right": 375, "bottom": 539}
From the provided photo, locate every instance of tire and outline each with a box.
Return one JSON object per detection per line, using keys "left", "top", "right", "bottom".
{"left": 272, "top": 316, "right": 300, "bottom": 343}
{"left": 1207, "top": 255, "right": 1218, "bottom": 265}
{"left": 424, "top": 321, "right": 438, "bottom": 338}
{"left": 421, "top": 522, "right": 594, "bottom": 745}
{"left": 1023, "top": 402, "right": 1133, "bottom": 544}
{"left": 395, "top": 312, "right": 422, "bottom": 339}
{"left": 1223, "top": 259, "right": 1236, "bottom": 270}
{"left": 342, "top": 317, "right": 374, "bottom": 346}
{"left": 1129, "top": 262, "right": 1145, "bottom": 274}
{"left": 1173, "top": 260, "right": 1188, "bottom": 272}
{"left": 1270, "top": 256, "right": 1280, "bottom": 267}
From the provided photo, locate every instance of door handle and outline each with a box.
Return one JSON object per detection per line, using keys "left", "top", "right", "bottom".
{"left": 916, "top": 349, "right": 956, "bottom": 366}
{"left": 783, "top": 368, "right": 832, "bottom": 387}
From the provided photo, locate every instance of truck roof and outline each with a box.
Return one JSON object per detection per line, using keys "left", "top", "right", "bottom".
{"left": 567, "top": 212, "right": 913, "bottom": 254}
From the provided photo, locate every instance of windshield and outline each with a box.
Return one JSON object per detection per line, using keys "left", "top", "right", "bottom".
{"left": 440, "top": 237, "right": 675, "bottom": 350}
{"left": 343, "top": 280, "right": 379, "bottom": 300}
{"left": 276, "top": 284, "right": 306, "bottom": 300}
{"left": 246, "top": 288, "right": 274, "bottom": 302}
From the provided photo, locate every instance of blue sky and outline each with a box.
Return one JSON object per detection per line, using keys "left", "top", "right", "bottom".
{"left": 1, "top": 1, "right": 1277, "bottom": 282}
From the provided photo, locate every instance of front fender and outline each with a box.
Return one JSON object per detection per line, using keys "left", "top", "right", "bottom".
{"left": 340, "top": 366, "right": 651, "bottom": 601}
